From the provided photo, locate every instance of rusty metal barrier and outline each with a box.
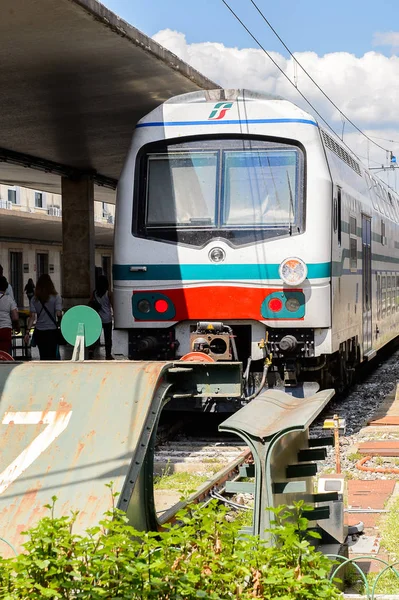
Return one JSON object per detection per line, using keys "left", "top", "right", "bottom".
{"left": 219, "top": 388, "right": 346, "bottom": 554}
{"left": 0, "top": 359, "right": 242, "bottom": 555}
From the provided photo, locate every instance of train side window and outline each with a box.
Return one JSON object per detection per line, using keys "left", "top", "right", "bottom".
{"left": 381, "top": 219, "right": 386, "bottom": 245}
{"left": 365, "top": 172, "right": 378, "bottom": 210}
{"left": 382, "top": 275, "right": 386, "bottom": 318}
{"left": 384, "top": 190, "right": 394, "bottom": 220}
{"left": 387, "top": 276, "right": 392, "bottom": 315}
{"left": 349, "top": 216, "right": 357, "bottom": 271}
{"left": 388, "top": 192, "right": 398, "bottom": 222}
{"left": 371, "top": 178, "right": 381, "bottom": 212}
{"left": 337, "top": 188, "right": 342, "bottom": 246}
{"left": 333, "top": 198, "right": 338, "bottom": 232}
{"left": 379, "top": 185, "right": 389, "bottom": 216}
{"left": 397, "top": 276, "right": 399, "bottom": 312}
{"left": 377, "top": 274, "right": 381, "bottom": 320}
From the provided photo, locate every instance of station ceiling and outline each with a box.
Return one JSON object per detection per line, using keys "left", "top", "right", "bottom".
{"left": 0, "top": 209, "right": 114, "bottom": 247}
{"left": 0, "top": 0, "right": 217, "bottom": 203}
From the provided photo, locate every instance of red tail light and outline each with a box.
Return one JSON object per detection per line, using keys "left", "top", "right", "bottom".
{"left": 268, "top": 298, "right": 283, "bottom": 312}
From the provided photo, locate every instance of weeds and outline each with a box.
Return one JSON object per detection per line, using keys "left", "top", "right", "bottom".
{"left": 0, "top": 489, "right": 341, "bottom": 599}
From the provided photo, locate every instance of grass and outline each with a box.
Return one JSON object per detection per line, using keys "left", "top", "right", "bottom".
{"left": 347, "top": 452, "right": 362, "bottom": 461}
{"left": 358, "top": 493, "right": 399, "bottom": 595}
{"left": 154, "top": 471, "right": 209, "bottom": 491}
{"left": 377, "top": 495, "right": 399, "bottom": 558}
{"left": 367, "top": 570, "right": 399, "bottom": 595}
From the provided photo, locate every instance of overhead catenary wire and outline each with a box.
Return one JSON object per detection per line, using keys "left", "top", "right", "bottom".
{"left": 369, "top": 134, "right": 399, "bottom": 145}
{"left": 220, "top": 0, "right": 339, "bottom": 139}
{"left": 220, "top": 0, "right": 392, "bottom": 169}
{"left": 248, "top": 0, "right": 390, "bottom": 154}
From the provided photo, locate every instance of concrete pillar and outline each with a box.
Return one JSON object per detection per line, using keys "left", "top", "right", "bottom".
{"left": 61, "top": 175, "right": 95, "bottom": 309}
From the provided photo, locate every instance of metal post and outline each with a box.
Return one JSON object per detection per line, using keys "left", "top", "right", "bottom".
{"left": 333, "top": 414, "right": 341, "bottom": 474}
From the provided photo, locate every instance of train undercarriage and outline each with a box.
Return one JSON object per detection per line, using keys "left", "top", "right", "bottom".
{"left": 127, "top": 322, "right": 361, "bottom": 408}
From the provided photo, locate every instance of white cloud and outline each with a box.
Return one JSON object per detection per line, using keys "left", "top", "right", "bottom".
{"left": 373, "top": 31, "right": 399, "bottom": 51}
{"left": 153, "top": 29, "right": 399, "bottom": 179}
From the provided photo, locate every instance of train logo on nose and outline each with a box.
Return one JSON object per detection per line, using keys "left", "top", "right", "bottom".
{"left": 208, "top": 102, "right": 233, "bottom": 120}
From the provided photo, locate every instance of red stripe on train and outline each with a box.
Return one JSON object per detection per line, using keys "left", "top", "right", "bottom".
{"left": 134, "top": 286, "right": 288, "bottom": 321}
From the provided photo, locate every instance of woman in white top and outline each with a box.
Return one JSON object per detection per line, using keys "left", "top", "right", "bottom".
{"left": 0, "top": 276, "right": 19, "bottom": 356}
{"left": 24, "top": 274, "right": 62, "bottom": 360}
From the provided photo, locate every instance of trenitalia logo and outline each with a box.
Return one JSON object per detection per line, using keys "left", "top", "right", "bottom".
{"left": 208, "top": 102, "right": 233, "bottom": 120}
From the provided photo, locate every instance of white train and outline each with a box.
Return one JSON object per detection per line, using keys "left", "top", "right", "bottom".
{"left": 114, "top": 89, "right": 399, "bottom": 399}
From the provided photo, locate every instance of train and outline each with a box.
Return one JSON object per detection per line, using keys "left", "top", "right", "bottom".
{"left": 113, "top": 88, "right": 399, "bottom": 406}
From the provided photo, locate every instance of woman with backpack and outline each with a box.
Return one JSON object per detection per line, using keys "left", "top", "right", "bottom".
{"left": 89, "top": 275, "right": 114, "bottom": 360}
{"left": 24, "top": 274, "right": 62, "bottom": 360}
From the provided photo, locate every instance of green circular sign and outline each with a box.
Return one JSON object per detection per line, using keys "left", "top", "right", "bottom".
{"left": 61, "top": 306, "right": 102, "bottom": 347}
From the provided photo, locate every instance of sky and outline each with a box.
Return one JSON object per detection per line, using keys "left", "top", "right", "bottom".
{"left": 103, "top": 0, "right": 399, "bottom": 187}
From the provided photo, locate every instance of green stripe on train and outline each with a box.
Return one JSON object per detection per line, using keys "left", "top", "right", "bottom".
{"left": 113, "top": 263, "right": 331, "bottom": 281}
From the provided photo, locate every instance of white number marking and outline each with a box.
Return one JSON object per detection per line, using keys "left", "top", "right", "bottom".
{"left": 0, "top": 411, "right": 72, "bottom": 494}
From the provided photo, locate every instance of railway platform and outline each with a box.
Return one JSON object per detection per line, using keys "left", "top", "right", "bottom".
{"left": 342, "top": 382, "right": 399, "bottom": 575}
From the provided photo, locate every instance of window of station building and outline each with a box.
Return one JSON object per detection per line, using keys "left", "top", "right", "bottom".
{"left": 36, "top": 253, "right": 49, "bottom": 279}
{"left": 35, "top": 192, "right": 44, "bottom": 208}
{"left": 349, "top": 216, "right": 357, "bottom": 271}
{"left": 8, "top": 188, "right": 17, "bottom": 204}
{"left": 101, "top": 255, "right": 111, "bottom": 280}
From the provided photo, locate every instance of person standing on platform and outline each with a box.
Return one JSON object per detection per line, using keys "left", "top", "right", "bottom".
{"left": 0, "top": 265, "right": 15, "bottom": 300}
{"left": 0, "top": 276, "right": 19, "bottom": 355}
{"left": 24, "top": 278, "right": 35, "bottom": 304}
{"left": 88, "top": 275, "right": 114, "bottom": 360}
{"left": 24, "top": 274, "right": 62, "bottom": 360}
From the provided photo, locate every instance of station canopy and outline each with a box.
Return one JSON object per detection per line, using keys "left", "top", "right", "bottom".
{"left": 0, "top": 0, "right": 217, "bottom": 203}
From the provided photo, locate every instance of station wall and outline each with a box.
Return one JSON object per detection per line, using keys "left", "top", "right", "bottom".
{"left": 0, "top": 185, "right": 114, "bottom": 308}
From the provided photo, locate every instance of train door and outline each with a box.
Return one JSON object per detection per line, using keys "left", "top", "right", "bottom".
{"left": 362, "top": 215, "right": 372, "bottom": 355}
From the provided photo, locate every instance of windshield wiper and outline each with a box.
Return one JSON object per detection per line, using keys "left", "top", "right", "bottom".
{"left": 286, "top": 170, "right": 295, "bottom": 236}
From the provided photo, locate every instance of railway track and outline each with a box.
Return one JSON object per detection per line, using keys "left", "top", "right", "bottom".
{"left": 155, "top": 343, "right": 399, "bottom": 521}
{"left": 154, "top": 433, "right": 251, "bottom": 523}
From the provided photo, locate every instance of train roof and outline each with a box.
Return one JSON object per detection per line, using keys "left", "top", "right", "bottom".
{"left": 161, "top": 88, "right": 316, "bottom": 123}
{"left": 164, "top": 89, "right": 286, "bottom": 104}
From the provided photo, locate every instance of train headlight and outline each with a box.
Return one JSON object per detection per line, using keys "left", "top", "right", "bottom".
{"left": 279, "top": 257, "right": 307, "bottom": 286}
{"left": 137, "top": 299, "right": 151, "bottom": 314}
{"left": 209, "top": 247, "right": 226, "bottom": 263}
{"left": 285, "top": 297, "right": 301, "bottom": 312}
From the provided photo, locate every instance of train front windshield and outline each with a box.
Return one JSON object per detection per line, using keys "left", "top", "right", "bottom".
{"left": 136, "top": 139, "right": 304, "bottom": 245}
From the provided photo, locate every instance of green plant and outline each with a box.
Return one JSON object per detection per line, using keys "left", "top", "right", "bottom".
{"left": 153, "top": 471, "right": 208, "bottom": 491}
{"left": 0, "top": 489, "right": 342, "bottom": 599}
{"left": 153, "top": 459, "right": 172, "bottom": 486}
{"left": 347, "top": 452, "right": 362, "bottom": 461}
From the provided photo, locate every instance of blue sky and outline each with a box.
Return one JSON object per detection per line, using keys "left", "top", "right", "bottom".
{"left": 103, "top": 0, "right": 398, "bottom": 57}
{"left": 102, "top": 0, "right": 399, "bottom": 178}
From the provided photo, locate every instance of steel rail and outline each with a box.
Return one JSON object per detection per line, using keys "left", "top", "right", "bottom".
{"left": 157, "top": 447, "right": 252, "bottom": 526}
